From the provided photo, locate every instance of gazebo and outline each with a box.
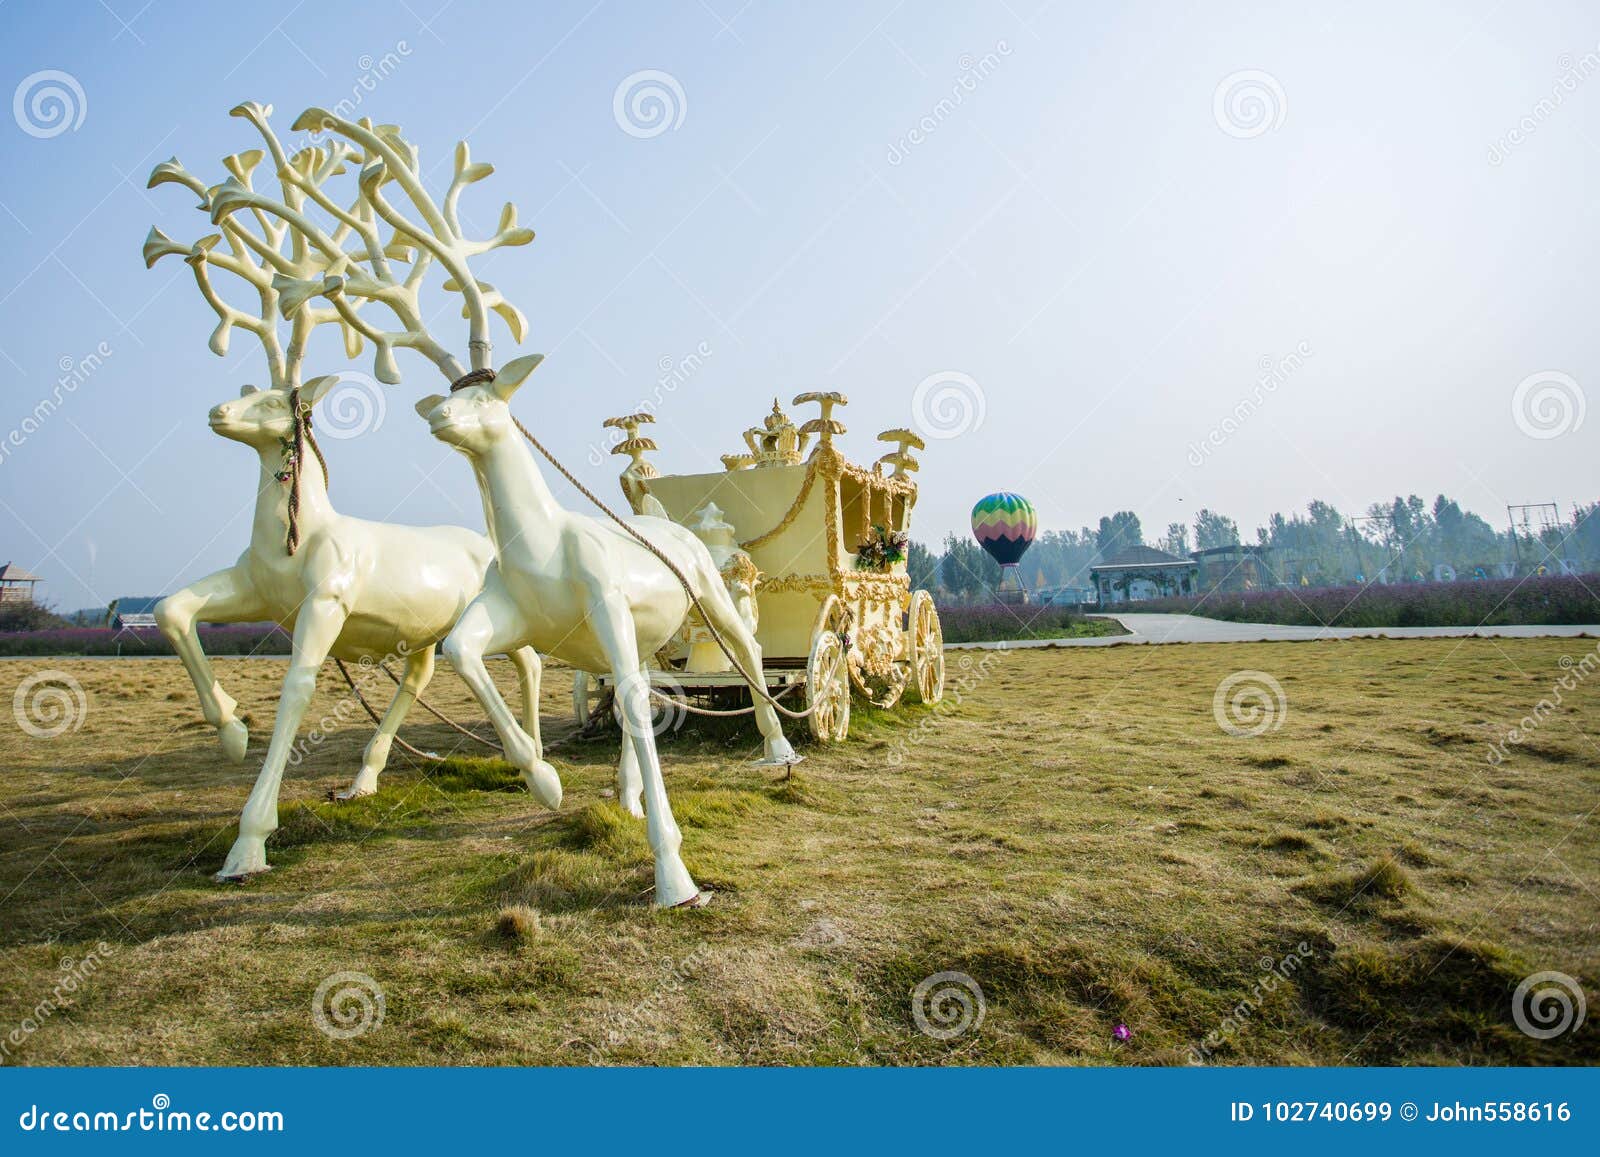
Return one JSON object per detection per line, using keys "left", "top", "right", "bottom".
{"left": 0, "top": 562, "right": 41, "bottom": 604}
{"left": 1090, "top": 546, "right": 1197, "bottom": 604}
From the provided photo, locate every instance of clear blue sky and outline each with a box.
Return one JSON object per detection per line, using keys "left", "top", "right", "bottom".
{"left": 1, "top": 0, "right": 1596, "bottom": 609}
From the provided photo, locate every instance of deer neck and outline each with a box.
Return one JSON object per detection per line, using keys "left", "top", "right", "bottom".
{"left": 471, "top": 434, "right": 562, "bottom": 550}
{"left": 250, "top": 439, "right": 333, "bottom": 558}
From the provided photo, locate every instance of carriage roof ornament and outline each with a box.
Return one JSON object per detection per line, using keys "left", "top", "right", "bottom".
{"left": 875, "top": 428, "right": 925, "bottom": 478}
{"left": 740, "top": 396, "right": 805, "bottom": 467}
{"left": 793, "top": 391, "right": 848, "bottom": 453}
{"left": 602, "top": 413, "right": 666, "bottom": 516}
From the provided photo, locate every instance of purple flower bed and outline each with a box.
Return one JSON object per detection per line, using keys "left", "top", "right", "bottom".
{"left": 1127, "top": 573, "right": 1600, "bottom": 628}
{"left": 935, "top": 602, "right": 1125, "bottom": 643}
{"left": 0, "top": 624, "right": 292, "bottom": 657}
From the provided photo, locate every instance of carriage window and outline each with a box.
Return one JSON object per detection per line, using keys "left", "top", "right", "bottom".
{"left": 839, "top": 475, "right": 869, "bottom": 549}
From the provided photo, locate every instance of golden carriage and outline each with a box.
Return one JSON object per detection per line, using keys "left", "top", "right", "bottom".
{"left": 578, "top": 393, "right": 946, "bottom": 742}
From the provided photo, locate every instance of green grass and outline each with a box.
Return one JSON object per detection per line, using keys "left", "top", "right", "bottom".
{"left": 0, "top": 639, "right": 1596, "bottom": 1066}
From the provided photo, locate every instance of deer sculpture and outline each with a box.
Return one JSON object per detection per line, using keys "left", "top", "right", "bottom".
{"left": 145, "top": 103, "right": 546, "bottom": 881}
{"left": 235, "top": 105, "right": 800, "bottom": 908}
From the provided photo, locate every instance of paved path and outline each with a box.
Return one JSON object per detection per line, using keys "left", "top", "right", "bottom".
{"left": 947, "top": 612, "right": 1600, "bottom": 650}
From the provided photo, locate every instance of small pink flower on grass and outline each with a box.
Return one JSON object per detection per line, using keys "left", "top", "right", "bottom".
{"left": 1113, "top": 1024, "right": 1132, "bottom": 1042}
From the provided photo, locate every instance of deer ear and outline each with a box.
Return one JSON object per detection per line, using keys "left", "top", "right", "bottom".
{"left": 415, "top": 394, "right": 446, "bottom": 420}
{"left": 239, "top": 384, "right": 260, "bottom": 397}
{"left": 302, "top": 374, "right": 341, "bottom": 406}
{"left": 491, "top": 353, "right": 544, "bottom": 401}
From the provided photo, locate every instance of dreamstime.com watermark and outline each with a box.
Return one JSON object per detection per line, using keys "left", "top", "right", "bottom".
{"left": 1212, "top": 670, "right": 1287, "bottom": 737}
{"left": 13, "top": 69, "right": 86, "bottom": 138}
{"left": 16, "top": 1095, "right": 283, "bottom": 1134}
{"left": 1188, "top": 941, "right": 1315, "bottom": 1064}
{"left": 290, "top": 43, "right": 413, "bottom": 151}
{"left": 315, "top": 370, "right": 386, "bottom": 440}
{"left": 613, "top": 70, "right": 687, "bottom": 139}
{"left": 910, "top": 370, "right": 986, "bottom": 442}
{"left": 286, "top": 643, "right": 414, "bottom": 768}
{"left": 0, "top": 341, "right": 113, "bottom": 469}
{"left": 1213, "top": 70, "right": 1286, "bottom": 139}
{"left": 912, "top": 971, "right": 986, "bottom": 1040}
{"left": 886, "top": 42, "right": 1012, "bottom": 166}
{"left": 2, "top": 943, "right": 114, "bottom": 1061}
{"left": 12, "top": 670, "right": 88, "bottom": 739}
{"left": 1485, "top": 642, "right": 1598, "bottom": 765}
{"left": 605, "top": 945, "right": 712, "bottom": 1048}
{"left": 1488, "top": 48, "right": 1600, "bottom": 166}
{"left": 311, "top": 970, "right": 385, "bottom": 1040}
{"left": 1511, "top": 370, "right": 1585, "bottom": 440}
{"left": 1511, "top": 970, "right": 1587, "bottom": 1040}
{"left": 586, "top": 341, "right": 712, "bottom": 466}
{"left": 886, "top": 651, "right": 1007, "bottom": 767}
{"left": 1188, "top": 341, "right": 1310, "bottom": 466}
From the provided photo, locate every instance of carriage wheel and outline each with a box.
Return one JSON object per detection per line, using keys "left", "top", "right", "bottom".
{"left": 806, "top": 629, "right": 851, "bottom": 743}
{"left": 907, "top": 590, "right": 945, "bottom": 705}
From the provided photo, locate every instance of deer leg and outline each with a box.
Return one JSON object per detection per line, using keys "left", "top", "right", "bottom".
{"left": 442, "top": 587, "right": 560, "bottom": 808}
{"left": 591, "top": 595, "right": 701, "bottom": 908}
{"left": 505, "top": 645, "right": 542, "bottom": 756}
{"left": 217, "top": 597, "right": 346, "bottom": 881}
{"left": 337, "top": 644, "right": 436, "bottom": 801}
{"left": 616, "top": 727, "right": 645, "bottom": 818}
{"left": 693, "top": 565, "right": 799, "bottom": 766}
{"left": 155, "top": 567, "right": 267, "bottom": 763}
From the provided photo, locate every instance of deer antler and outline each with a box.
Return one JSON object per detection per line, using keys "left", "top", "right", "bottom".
{"left": 144, "top": 104, "right": 367, "bottom": 389}
{"left": 282, "top": 108, "right": 535, "bottom": 379}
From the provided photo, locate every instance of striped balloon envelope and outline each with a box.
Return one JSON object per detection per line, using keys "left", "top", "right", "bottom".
{"left": 970, "top": 491, "right": 1037, "bottom": 567}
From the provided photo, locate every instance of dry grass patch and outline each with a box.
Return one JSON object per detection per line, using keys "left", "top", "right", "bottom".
{"left": 0, "top": 638, "right": 1596, "bottom": 1065}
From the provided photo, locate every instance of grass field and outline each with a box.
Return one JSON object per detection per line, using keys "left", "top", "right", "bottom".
{"left": 1, "top": 638, "right": 1597, "bottom": 1066}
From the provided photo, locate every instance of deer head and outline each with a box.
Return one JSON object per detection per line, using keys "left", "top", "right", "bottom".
{"left": 414, "top": 354, "right": 545, "bottom": 456}
{"left": 207, "top": 377, "right": 340, "bottom": 450}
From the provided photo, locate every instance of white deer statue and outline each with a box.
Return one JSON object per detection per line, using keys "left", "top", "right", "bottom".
{"left": 145, "top": 103, "right": 546, "bottom": 880}
{"left": 240, "top": 106, "right": 800, "bottom": 908}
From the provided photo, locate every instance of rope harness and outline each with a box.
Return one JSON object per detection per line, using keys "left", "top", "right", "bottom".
{"left": 280, "top": 386, "right": 328, "bottom": 557}
{"left": 449, "top": 369, "right": 819, "bottom": 722}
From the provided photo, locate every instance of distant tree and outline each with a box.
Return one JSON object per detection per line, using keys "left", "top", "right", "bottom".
{"left": 907, "top": 539, "right": 938, "bottom": 592}
{"left": 1193, "top": 508, "right": 1240, "bottom": 550}
{"left": 1028, "top": 527, "right": 1099, "bottom": 587}
{"left": 1159, "top": 521, "right": 1189, "bottom": 557}
{"left": 1095, "top": 511, "right": 1144, "bottom": 559}
{"left": 1573, "top": 502, "right": 1600, "bottom": 572}
{"left": 0, "top": 601, "right": 68, "bottom": 632}
{"left": 939, "top": 532, "right": 998, "bottom": 600}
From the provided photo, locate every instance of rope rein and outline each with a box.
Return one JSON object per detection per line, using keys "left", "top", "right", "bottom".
{"left": 281, "top": 387, "right": 328, "bottom": 557}
{"left": 450, "top": 369, "right": 819, "bottom": 721}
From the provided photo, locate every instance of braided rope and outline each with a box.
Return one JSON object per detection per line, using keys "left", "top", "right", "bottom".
{"left": 332, "top": 658, "right": 444, "bottom": 762}
{"left": 646, "top": 679, "right": 804, "bottom": 717}
{"left": 375, "top": 659, "right": 503, "bottom": 750}
{"left": 283, "top": 388, "right": 329, "bottom": 557}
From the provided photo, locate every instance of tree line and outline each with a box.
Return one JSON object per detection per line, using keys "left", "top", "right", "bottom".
{"left": 914, "top": 496, "right": 1600, "bottom": 600}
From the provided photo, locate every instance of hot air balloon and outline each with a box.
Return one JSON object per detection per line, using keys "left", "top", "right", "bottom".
{"left": 971, "top": 491, "right": 1037, "bottom": 602}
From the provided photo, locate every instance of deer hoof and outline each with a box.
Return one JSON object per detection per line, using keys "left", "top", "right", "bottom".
{"left": 216, "top": 837, "right": 270, "bottom": 881}
{"left": 521, "top": 759, "right": 563, "bottom": 810}
{"left": 331, "top": 770, "right": 378, "bottom": 801}
{"left": 219, "top": 719, "right": 249, "bottom": 763}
